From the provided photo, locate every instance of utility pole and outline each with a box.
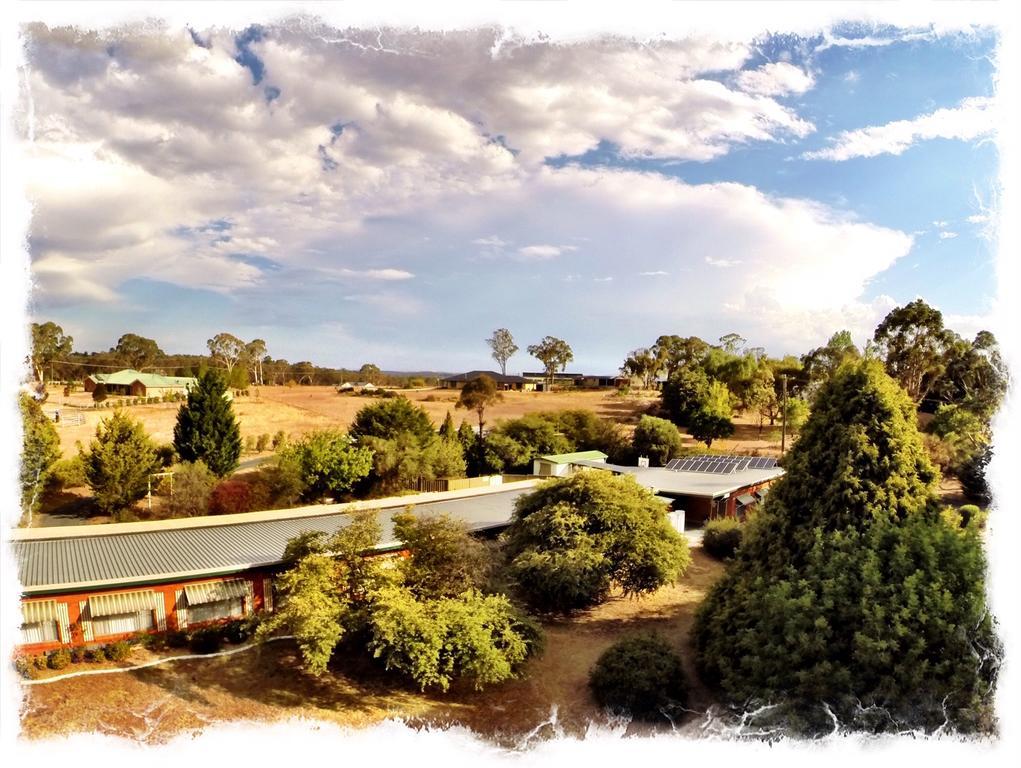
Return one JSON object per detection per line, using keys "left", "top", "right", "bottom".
{"left": 780, "top": 373, "right": 788, "bottom": 457}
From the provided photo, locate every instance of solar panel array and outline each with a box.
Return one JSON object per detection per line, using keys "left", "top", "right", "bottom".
{"left": 663, "top": 455, "right": 778, "bottom": 474}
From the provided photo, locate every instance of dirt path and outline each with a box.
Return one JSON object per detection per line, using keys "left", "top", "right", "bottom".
{"left": 19, "top": 550, "right": 725, "bottom": 745}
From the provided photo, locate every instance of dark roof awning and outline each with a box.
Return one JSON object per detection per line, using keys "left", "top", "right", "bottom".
{"left": 754, "top": 487, "right": 770, "bottom": 500}
{"left": 184, "top": 579, "right": 248, "bottom": 605}
{"left": 736, "top": 494, "right": 757, "bottom": 506}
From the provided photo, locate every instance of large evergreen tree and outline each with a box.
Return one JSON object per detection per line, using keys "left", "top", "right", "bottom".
{"left": 82, "top": 410, "right": 161, "bottom": 515}
{"left": 173, "top": 370, "right": 242, "bottom": 477}
{"left": 19, "top": 393, "right": 61, "bottom": 519}
{"left": 694, "top": 360, "right": 999, "bottom": 734}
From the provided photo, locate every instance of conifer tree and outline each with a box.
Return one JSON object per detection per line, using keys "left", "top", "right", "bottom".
{"left": 694, "top": 360, "right": 999, "bottom": 734}
{"left": 20, "top": 393, "right": 61, "bottom": 519}
{"left": 82, "top": 410, "right": 161, "bottom": 515}
{"left": 173, "top": 370, "right": 242, "bottom": 477}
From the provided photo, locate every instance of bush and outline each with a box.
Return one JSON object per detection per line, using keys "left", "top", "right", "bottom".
{"left": 166, "top": 630, "right": 189, "bottom": 649}
{"left": 222, "top": 618, "right": 253, "bottom": 644}
{"left": 189, "top": 626, "right": 224, "bottom": 654}
{"left": 48, "top": 455, "right": 87, "bottom": 489}
{"left": 166, "top": 461, "right": 217, "bottom": 518}
{"left": 209, "top": 478, "right": 257, "bottom": 515}
{"left": 272, "top": 430, "right": 287, "bottom": 450}
{"left": 14, "top": 657, "right": 37, "bottom": 679}
{"left": 632, "top": 415, "right": 683, "bottom": 467}
{"left": 105, "top": 640, "right": 132, "bottom": 661}
{"left": 256, "top": 433, "right": 270, "bottom": 452}
{"left": 92, "top": 384, "right": 108, "bottom": 403}
{"left": 70, "top": 646, "right": 86, "bottom": 663}
{"left": 85, "top": 647, "right": 107, "bottom": 663}
{"left": 245, "top": 435, "right": 257, "bottom": 453}
{"left": 47, "top": 648, "right": 72, "bottom": 670}
{"left": 32, "top": 654, "right": 48, "bottom": 670}
{"left": 589, "top": 634, "right": 688, "bottom": 720}
{"left": 702, "top": 518, "right": 743, "bottom": 560}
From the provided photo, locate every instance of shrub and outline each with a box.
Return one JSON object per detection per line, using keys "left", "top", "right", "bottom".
{"left": 245, "top": 435, "right": 257, "bottom": 453}
{"left": 272, "top": 430, "right": 287, "bottom": 450}
{"left": 47, "top": 455, "right": 87, "bottom": 489}
{"left": 222, "top": 618, "right": 252, "bottom": 644}
{"left": 85, "top": 647, "right": 107, "bottom": 663}
{"left": 105, "top": 640, "right": 132, "bottom": 661}
{"left": 166, "top": 630, "right": 189, "bottom": 649}
{"left": 189, "top": 626, "right": 223, "bottom": 654}
{"left": 70, "top": 646, "right": 86, "bottom": 663}
{"left": 82, "top": 410, "right": 161, "bottom": 515}
{"left": 632, "top": 415, "right": 683, "bottom": 467}
{"left": 92, "top": 384, "right": 108, "bottom": 403}
{"left": 702, "top": 518, "right": 743, "bottom": 560}
{"left": 47, "top": 648, "right": 72, "bottom": 670}
{"left": 14, "top": 657, "right": 36, "bottom": 679}
{"left": 256, "top": 433, "right": 270, "bottom": 452}
{"left": 589, "top": 635, "right": 688, "bottom": 720}
{"left": 32, "top": 654, "right": 48, "bottom": 670}
{"left": 166, "top": 461, "right": 217, "bottom": 518}
{"left": 209, "top": 478, "right": 256, "bottom": 515}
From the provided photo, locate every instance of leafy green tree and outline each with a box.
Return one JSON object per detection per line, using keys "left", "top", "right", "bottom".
{"left": 358, "top": 363, "right": 382, "bottom": 383}
{"left": 349, "top": 397, "right": 435, "bottom": 444}
{"left": 206, "top": 332, "right": 247, "bottom": 377}
{"left": 279, "top": 429, "right": 373, "bottom": 500}
{"left": 367, "top": 586, "right": 537, "bottom": 691}
{"left": 718, "top": 332, "right": 746, "bottom": 354}
{"left": 783, "top": 397, "right": 810, "bottom": 438}
{"left": 688, "top": 381, "right": 734, "bottom": 448}
{"left": 30, "top": 321, "right": 73, "bottom": 383}
{"left": 929, "top": 330, "right": 1007, "bottom": 418}
{"left": 82, "top": 410, "right": 161, "bottom": 515}
{"left": 456, "top": 374, "right": 502, "bottom": 437}
{"left": 661, "top": 366, "right": 711, "bottom": 425}
{"left": 652, "top": 335, "right": 710, "bottom": 378}
{"left": 873, "top": 300, "right": 953, "bottom": 403}
{"left": 694, "top": 360, "right": 998, "bottom": 734}
{"left": 257, "top": 511, "right": 384, "bottom": 675}
{"left": 438, "top": 411, "right": 457, "bottom": 441}
{"left": 801, "top": 330, "right": 860, "bottom": 394}
{"left": 491, "top": 413, "right": 571, "bottom": 465}
{"left": 551, "top": 409, "right": 628, "bottom": 462}
{"left": 113, "top": 333, "right": 163, "bottom": 370}
{"left": 527, "top": 336, "right": 574, "bottom": 390}
{"left": 246, "top": 338, "right": 267, "bottom": 386}
{"left": 173, "top": 370, "right": 242, "bottom": 477}
{"left": 421, "top": 437, "right": 467, "bottom": 479}
{"left": 632, "top": 415, "right": 683, "bottom": 467}
{"left": 392, "top": 511, "right": 490, "bottom": 599}
{"left": 486, "top": 328, "right": 519, "bottom": 376}
{"left": 505, "top": 472, "right": 691, "bottom": 612}
{"left": 589, "top": 634, "right": 688, "bottom": 720}
{"left": 621, "top": 347, "right": 659, "bottom": 389}
{"left": 19, "top": 393, "right": 61, "bottom": 519}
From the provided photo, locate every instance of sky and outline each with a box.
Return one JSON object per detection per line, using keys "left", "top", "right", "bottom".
{"left": 16, "top": 19, "right": 1001, "bottom": 374}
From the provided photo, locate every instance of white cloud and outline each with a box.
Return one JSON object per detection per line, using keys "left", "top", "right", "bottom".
{"left": 735, "top": 62, "right": 815, "bottom": 96}
{"left": 803, "top": 96, "right": 996, "bottom": 161}
{"left": 933, "top": 219, "right": 949, "bottom": 228}
{"left": 938, "top": 231, "right": 959, "bottom": 240}
{"left": 517, "top": 244, "right": 578, "bottom": 259}
{"left": 967, "top": 213, "right": 990, "bottom": 224}
{"left": 639, "top": 270, "right": 669, "bottom": 276}
{"left": 472, "top": 236, "right": 508, "bottom": 248}
{"left": 593, "top": 276, "right": 613, "bottom": 283}
{"left": 705, "top": 256, "right": 742, "bottom": 268}
{"left": 843, "top": 70, "right": 860, "bottom": 84}
{"left": 337, "top": 268, "right": 415, "bottom": 280}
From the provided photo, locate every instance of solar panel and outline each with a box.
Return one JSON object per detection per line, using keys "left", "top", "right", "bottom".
{"left": 664, "top": 454, "right": 778, "bottom": 474}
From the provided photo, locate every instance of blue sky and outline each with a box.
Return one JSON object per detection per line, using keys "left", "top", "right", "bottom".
{"left": 21, "top": 22, "right": 1000, "bottom": 374}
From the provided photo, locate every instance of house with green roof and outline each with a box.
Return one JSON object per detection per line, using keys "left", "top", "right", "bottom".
{"left": 532, "top": 450, "right": 608, "bottom": 477}
{"left": 84, "top": 369, "right": 198, "bottom": 398}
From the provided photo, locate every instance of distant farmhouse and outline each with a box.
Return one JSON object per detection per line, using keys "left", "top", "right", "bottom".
{"left": 84, "top": 369, "right": 197, "bottom": 398}
{"left": 440, "top": 370, "right": 535, "bottom": 391}
{"left": 521, "top": 372, "right": 628, "bottom": 390}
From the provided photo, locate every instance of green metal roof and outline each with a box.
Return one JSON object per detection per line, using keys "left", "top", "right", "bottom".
{"left": 89, "top": 370, "right": 196, "bottom": 388}
{"left": 538, "top": 450, "right": 609, "bottom": 464}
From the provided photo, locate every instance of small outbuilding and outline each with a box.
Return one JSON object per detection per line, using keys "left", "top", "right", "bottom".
{"left": 533, "top": 450, "right": 608, "bottom": 477}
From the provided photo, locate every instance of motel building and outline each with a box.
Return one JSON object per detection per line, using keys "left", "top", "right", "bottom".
{"left": 13, "top": 483, "right": 539, "bottom": 655}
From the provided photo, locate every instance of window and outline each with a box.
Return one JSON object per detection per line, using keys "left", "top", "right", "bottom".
{"left": 187, "top": 597, "right": 244, "bottom": 624}
{"left": 92, "top": 610, "right": 155, "bottom": 638}
{"left": 20, "top": 621, "right": 58, "bottom": 644}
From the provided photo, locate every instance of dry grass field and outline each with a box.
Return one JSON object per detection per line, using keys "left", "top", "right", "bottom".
{"left": 18, "top": 549, "right": 726, "bottom": 745}
{"left": 44, "top": 384, "right": 785, "bottom": 461}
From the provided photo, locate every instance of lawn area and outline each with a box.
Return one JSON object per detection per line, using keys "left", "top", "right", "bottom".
{"left": 18, "top": 549, "right": 726, "bottom": 745}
